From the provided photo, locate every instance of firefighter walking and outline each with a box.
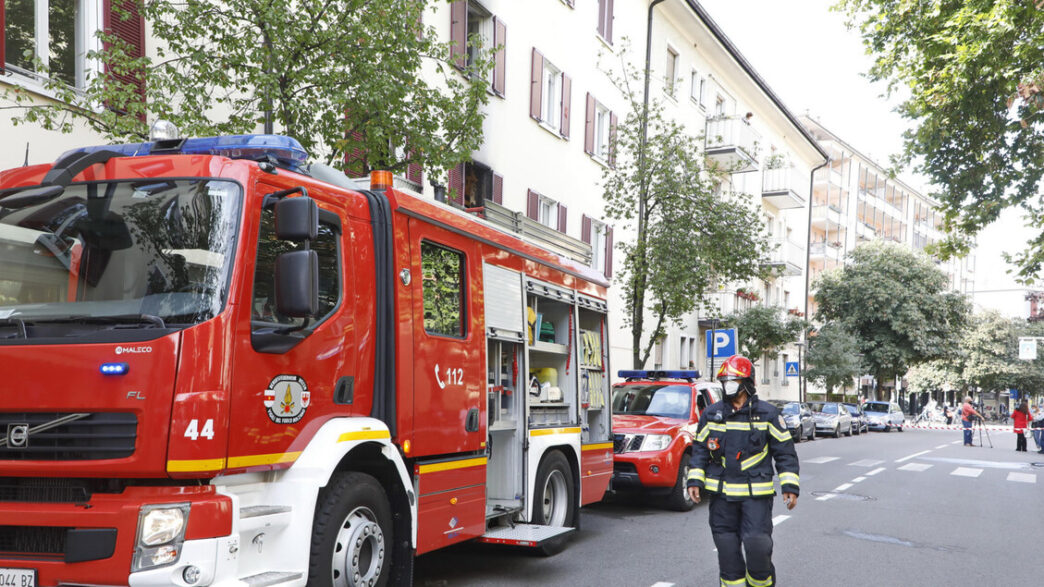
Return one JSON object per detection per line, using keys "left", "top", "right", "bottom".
{"left": 686, "top": 355, "right": 799, "bottom": 587}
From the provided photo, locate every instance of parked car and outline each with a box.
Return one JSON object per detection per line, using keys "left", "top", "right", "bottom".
{"left": 863, "top": 401, "right": 906, "bottom": 432}
{"left": 809, "top": 401, "right": 853, "bottom": 437}
{"left": 843, "top": 403, "right": 869, "bottom": 434}
{"left": 611, "top": 370, "right": 721, "bottom": 511}
{"left": 768, "top": 400, "right": 815, "bottom": 442}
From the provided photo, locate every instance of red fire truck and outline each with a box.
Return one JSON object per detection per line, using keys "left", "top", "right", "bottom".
{"left": 0, "top": 127, "right": 613, "bottom": 586}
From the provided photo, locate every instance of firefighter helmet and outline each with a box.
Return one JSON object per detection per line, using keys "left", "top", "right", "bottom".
{"left": 716, "top": 355, "right": 755, "bottom": 399}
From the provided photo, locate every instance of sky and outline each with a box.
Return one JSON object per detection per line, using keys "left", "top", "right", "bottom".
{"left": 698, "top": 0, "right": 1033, "bottom": 298}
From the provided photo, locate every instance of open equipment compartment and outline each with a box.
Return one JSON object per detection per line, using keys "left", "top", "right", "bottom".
{"left": 577, "top": 294, "right": 610, "bottom": 444}
{"left": 525, "top": 279, "right": 577, "bottom": 430}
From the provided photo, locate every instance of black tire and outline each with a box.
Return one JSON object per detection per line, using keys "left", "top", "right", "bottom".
{"left": 533, "top": 451, "right": 577, "bottom": 528}
{"left": 665, "top": 455, "right": 697, "bottom": 512}
{"left": 898, "top": 424, "right": 904, "bottom": 432}
{"left": 884, "top": 424, "right": 891, "bottom": 432}
{"left": 845, "top": 423, "right": 853, "bottom": 437}
{"left": 807, "top": 425, "right": 815, "bottom": 441}
{"left": 833, "top": 425, "right": 840, "bottom": 438}
{"left": 309, "top": 472, "right": 393, "bottom": 587}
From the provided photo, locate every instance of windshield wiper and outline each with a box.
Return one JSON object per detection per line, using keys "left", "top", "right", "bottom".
{"left": 29, "top": 314, "right": 167, "bottom": 329}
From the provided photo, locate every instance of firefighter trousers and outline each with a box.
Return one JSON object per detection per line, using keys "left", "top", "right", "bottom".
{"left": 708, "top": 495, "right": 775, "bottom": 587}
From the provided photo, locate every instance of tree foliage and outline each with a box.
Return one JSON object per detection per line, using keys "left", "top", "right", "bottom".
{"left": 805, "top": 322, "right": 862, "bottom": 395}
{"left": 4, "top": 0, "right": 492, "bottom": 177}
{"left": 601, "top": 44, "right": 772, "bottom": 368}
{"left": 837, "top": 0, "right": 1044, "bottom": 282}
{"left": 724, "top": 305, "right": 805, "bottom": 364}
{"left": 814, "top": 241, "right": 969, "bottom": 397}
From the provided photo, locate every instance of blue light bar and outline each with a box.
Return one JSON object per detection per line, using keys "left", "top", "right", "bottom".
{"left": 58, "top": 135, "right": 309, "bottom": 171}
{"left": 100, "top": 362, "right": 129, "bottom": 375}
{"left": 618, "top": 370, "right": 701, "bottom": 380}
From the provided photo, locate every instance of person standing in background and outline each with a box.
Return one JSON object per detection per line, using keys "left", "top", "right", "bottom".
{"left": 1031, "top": 404, "right": 1044, "bottom": 453}
{"left": 961, "top": 397, "right": 981, "bottom": 447}
{"left": 1011, "top": 401, "right": 1031, "bottom": 452}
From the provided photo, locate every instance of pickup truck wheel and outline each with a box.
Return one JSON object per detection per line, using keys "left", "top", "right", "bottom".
{"left": 308, "top": 472, "right": 392, "bottom": 587}
{"left": 665, "top": 458, "right": 696, "bottom": 512}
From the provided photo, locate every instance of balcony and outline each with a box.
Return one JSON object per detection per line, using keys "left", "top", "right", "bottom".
{"left": 855, "top": 221, "right": 876, "bottom": 241}
{"left": 761, "top": 239, "right": 804, "bottom": 277}
{"left": 466, "top": 200, "right": 593, "bottom": 265}
{"left": 705, "top": 116, "right": 760, "bottom": 173}
{"left": 810, "top": 204, "right": 843, "bottom": 229}
{"left": 761, "top": 166, "right": 806, "bottom": 210}
{"left": 809, "top": 241, "right": 843, "bottom": 268}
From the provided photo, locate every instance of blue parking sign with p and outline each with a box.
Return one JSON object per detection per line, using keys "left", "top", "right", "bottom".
{"left": 706, "top": 328, "right": 737, "bottom": 359}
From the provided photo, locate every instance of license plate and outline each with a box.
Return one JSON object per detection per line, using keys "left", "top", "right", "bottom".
{"left": 0, "top": 569, "right": 36, "bottom": 587}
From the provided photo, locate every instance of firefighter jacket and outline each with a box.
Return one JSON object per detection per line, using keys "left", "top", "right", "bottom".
{"left": 686, "top": 394, "right": 800, "bottom": 501}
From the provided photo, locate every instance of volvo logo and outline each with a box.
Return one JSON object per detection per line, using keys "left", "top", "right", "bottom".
{"left": 115, "top": 345, "right": 152, "bottom": 355}
{"left": 6, "top": 424, "right": 29, "bottom": 448}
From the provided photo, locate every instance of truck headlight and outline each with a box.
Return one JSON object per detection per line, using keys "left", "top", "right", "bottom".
{"left": 132, "top": 503, "right": 190, "bottom": 572}
{"left": 639, "top": 434, "right": 671, "bottom": 452}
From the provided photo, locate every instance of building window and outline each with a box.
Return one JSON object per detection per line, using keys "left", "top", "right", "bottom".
{"left": 421, "top": 241, "right": 467, "bottom": 337}
{"left": 530, "top": 48, "right": 570, "bottom": 137}
{"left": 690, "top": 69, "right": 704, "bottom": 104}
{"left": 4, "top": 0, "right": 107, "bottom": 89}
{"left": 665, "top": 46, "right": 679, "bottom": 96}
{"left": 596, "top": 0, "right": 613, "bottom": 44}
{"left": 594, "top": 102, "right": 610, "bottom": 160}
{"left": 450, "top": 1, "right": 505, "bottom": 95}
{"left": 590, "top": 219, "right": 607, "bottom": 273}
{"left": 538, "top": 195, "right": 559, "bottom": 228}
{"left": 714, "top": 95, "right": 726, "bottom": 116}
{"left": 542, "top": 61, "right": 562, "bottom": 130}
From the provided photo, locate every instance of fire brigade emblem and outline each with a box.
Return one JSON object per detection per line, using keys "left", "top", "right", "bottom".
{"left": 264, "top": 375, "right": 311, "bottom": 424}
{"left": 707, "top": 437, "right": 720, "bottom": 451}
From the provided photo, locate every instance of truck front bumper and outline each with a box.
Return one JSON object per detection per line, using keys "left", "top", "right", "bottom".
{"left": 0, "top": 485, "right": 231, "bottom": 587}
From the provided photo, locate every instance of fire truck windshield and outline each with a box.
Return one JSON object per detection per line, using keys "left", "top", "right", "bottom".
{"left": 0, "top": 179, "right": 241, "bottom": 340}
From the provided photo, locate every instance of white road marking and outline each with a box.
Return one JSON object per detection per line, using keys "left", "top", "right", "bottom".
{"left": 848, "top": 459, "right": 884, "bottom": 467}
{"left": 851, "top": 476, "right": 867, "bottom": 483}
{"left": 772, "top": 515, "right": 791, "bottom": 526}
{"left": 935, "top": 444, "right": 949, "bottom": 449}
{"left": 1007, "top": 472, "right": 1037, "bottom": 484}
{"left": 895, "top": 450, "right": 932, "bottom": 463}
{"left": 898, "top": 463, "right": 932, "bottom": 472}
{"left": 805, "top": 456, "right": 840, "bottom": 464}
{"left": 950, "top": 467, "right": 982, "bottom": 478}
{"left": 834, "top": 483, "right": 854, "bottom": 491}
{"left": 951, "top": 440, "right": 962, "bottom": 445}
{"left": 815, "top": 493, "right": 836, "bottom": 501}
{"left": 921, "top": 456, "right": 1030, "bottom": 470}
{"left": 865, "top": 467, "right": 886, "bottom": 476}
{"left": 650, "top": 583, "right": 675, "bottom": 587}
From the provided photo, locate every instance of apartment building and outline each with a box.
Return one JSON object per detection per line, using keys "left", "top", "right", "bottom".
{"left": 3, "top": 1, "right": 827, "bottom": 399}
{"left": 801, "top": 115, "right": 975, "bottom": 317}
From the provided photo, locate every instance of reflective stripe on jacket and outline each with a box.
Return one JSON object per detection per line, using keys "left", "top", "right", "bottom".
{"left": 686, "top": 394, "right": 800, "bottom": 500}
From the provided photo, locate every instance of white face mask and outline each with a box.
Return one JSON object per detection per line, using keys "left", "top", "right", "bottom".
{"left": 721, "top": 380, "right": 742, "bottom": 398}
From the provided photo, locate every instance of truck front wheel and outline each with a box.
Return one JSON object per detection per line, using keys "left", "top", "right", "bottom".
{"left": 309, "top": 472, "right": 392, "bottom": 587}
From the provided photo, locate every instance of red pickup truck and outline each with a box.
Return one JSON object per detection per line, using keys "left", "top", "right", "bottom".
{"left": 610, "top": 370, "right": 720, "bottom": 511}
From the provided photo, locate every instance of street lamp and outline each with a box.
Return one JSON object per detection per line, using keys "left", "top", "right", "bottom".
{"left": 794, "top": 340, "right": 805, "bottom": 403}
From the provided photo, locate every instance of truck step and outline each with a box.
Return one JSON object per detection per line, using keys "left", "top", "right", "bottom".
{"left": 241, "top": 571, "right": 303, "bottom": 586}
{"left": 240, "top": 505, "right": 293, "bottom": 519}
{"left": 476, "top": 524, "right": 574, "bottom": 547}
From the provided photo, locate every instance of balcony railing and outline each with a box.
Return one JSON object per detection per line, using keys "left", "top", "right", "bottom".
{"left": 762, "top": 239, "right": 804, "bottom": 276}
{"left": 809, "top": 241, "right": 843, "bottom": 266}
{"left": 810, "top": 204, "right": 843, "bottom": 228}
{"left": 466, "top": 200, "right": 593, "bottom": 265}
{"left": 705, "top": 116, "right": 760, "bottom": 173}
{"left": 761, "top": 166, "right": 806, "bottom": 210}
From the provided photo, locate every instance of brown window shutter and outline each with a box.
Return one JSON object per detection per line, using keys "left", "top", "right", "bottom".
{"left": 493, "top": 17, "right": 507, "bottom": 96}
{"left": 584, "top": 93, "right": 596, "bottom": 155}
{"left": 407, "top": 161, "right": 423, "bottom": 185}
{"left": 609, "top": 111, "right": 618, "bottom": 167}
{"left": 450, "top": 1, "right": 467, "bottom": 69}
{"left": 530, "top": 48, "right": 543, "bottom": 121}
{"left": 605, "top": 225, "right": 614, "bottom": 278}
{"left": 597, "top": 0, "right": 606, "bottom": 38}
{"left": 104, "top": 0, "right": 146, "bottom": 101}
{"left": 560, "top": 74, "right": 571, "bottom": 138}
{"left": 606, "top": 0, "right": 614, "bottom": 44}
{"left": 492, "top": 173, "right": 504, "bottom": 204}
{"left": 558, "top": 204, "right": 568, "bottom": 233}
{"left": 344, "top": 129, "right": 367, "bottom": 178}
{"left": 527, "top": 189, "right": 539, "bottom": 220}
{"left": 582, "top": 215, "right": 592, "bottom": 244}
{"left": 448, "top": 163, "right": 465, "bottom": 204}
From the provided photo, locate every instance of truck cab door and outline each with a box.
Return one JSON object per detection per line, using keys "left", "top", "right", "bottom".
{"left": 406, "top": 218, "right": 485, "bottom": 456}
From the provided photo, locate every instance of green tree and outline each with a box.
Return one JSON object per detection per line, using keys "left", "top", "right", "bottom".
{"left": 907, "top": 359, "right": 965, "bottom": 396}
{"left": 805, "top": 322, "right": 862, "bottom": 396}
{"left": 601, "top": 45, "right": 771, "bottom": 368}
{"left": 837, "top": 0, "right": 1044, "bottom": 282}
{"left": 814, "top": 241, "right": 969, "bottom": 399}
{"left": 4, "top": 0, "right": 492, "bottom": 177}
{"left": 725, "top": 305, "right": 805, "bottom": 366}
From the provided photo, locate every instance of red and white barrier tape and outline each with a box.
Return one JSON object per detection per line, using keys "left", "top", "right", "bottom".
{"left": 903, "top": 422, "right": 1026, "bottom": 432}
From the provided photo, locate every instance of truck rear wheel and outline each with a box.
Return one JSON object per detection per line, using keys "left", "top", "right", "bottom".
{"left": 309, "top": 472, "right": 392, "bottom": 587}
{"left": 533, "top": 451, "right": 576, "bottom": 528}
{"left": 665, "top": 458, "right": 696, "bottom": 512}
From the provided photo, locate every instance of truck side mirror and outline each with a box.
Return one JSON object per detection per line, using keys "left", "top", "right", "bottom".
{"left": 275, "top": 249, "right": 318, "bottom": 317}
{"left": 275, "top": 196, "right": 318, "bottom": 241}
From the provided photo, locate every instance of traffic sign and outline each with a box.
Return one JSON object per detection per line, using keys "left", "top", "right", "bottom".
{"left": 706, "top": 328, "right": 737, "bottom": 359}
{"left": 1019, "top": 338, "right": 1037, "bottom": 360}
{"left": 785, "top": 362, "right": 800, "bottom": 377}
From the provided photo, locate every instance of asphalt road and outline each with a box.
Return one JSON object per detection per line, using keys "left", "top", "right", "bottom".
{"left": 413, "top": 427, "right": 1043, "bottom": 586}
